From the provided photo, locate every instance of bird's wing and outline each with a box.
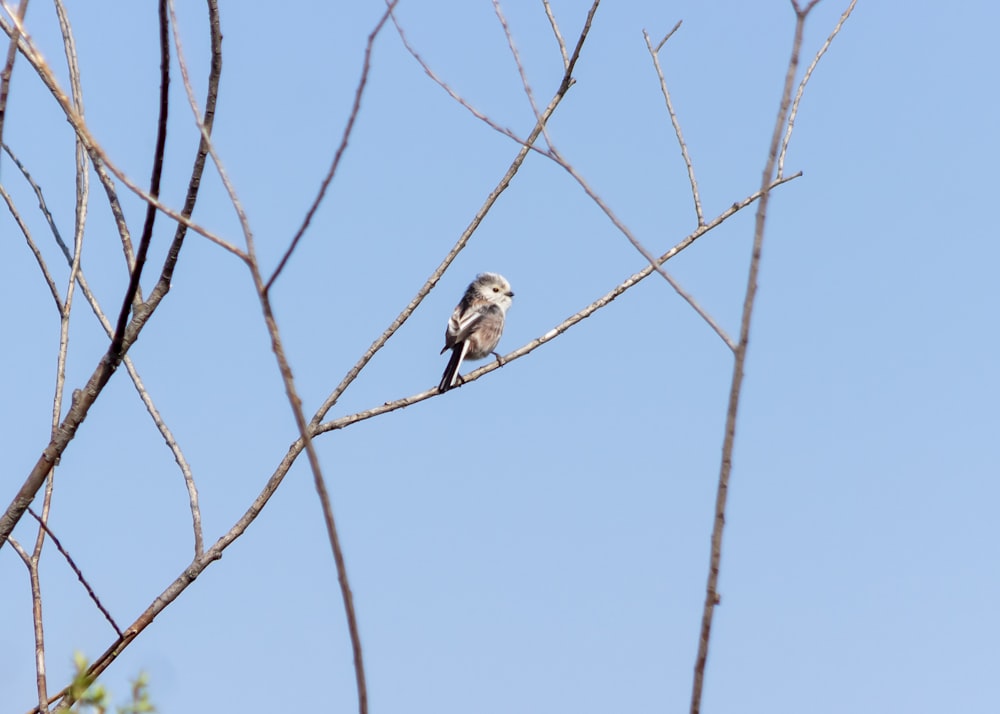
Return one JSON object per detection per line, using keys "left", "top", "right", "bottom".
{"left": 442, "top": 304, "right": 490, "bottom": 351}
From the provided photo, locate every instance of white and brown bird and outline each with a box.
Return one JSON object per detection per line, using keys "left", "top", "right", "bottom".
{"left": 438, "top": 273, "right": 514, "bottom": 392}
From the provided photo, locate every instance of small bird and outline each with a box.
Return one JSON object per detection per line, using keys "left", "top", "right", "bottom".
{"left": 438, "top": 272, "right": 514, "bottom": 392}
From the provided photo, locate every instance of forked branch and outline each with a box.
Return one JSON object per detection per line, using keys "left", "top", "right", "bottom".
{"left": 689, "top": 3, "right": 855, "bottom": 712}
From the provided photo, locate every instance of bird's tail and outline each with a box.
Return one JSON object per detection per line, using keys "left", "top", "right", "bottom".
{"left": 438, "top": 342, "right": 469, "bottom": 392}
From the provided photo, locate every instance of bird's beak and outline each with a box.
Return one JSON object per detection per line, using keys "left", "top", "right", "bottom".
{"left": 507, "top": 291, "right": 515, "bottom": 297}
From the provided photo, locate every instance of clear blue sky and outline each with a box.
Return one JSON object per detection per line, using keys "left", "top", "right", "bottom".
{"left": 2, "top": 2, "right": 998, "bottom": 712}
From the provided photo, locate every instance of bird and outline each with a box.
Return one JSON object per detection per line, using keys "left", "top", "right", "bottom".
{"left": 438, "top": 272, "right": 514, "bottom": 392}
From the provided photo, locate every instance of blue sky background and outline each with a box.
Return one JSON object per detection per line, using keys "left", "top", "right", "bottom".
{"left": 2, "top": 1, "right": 998, "bottom": 712}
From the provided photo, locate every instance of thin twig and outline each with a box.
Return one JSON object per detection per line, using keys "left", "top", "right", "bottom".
{"left": 551, "top": 149, "right": 734, "bottom": 349}
{"left": 493, "top": 0, "right": 552, "bottom": 150}
{"left": 23, "top": 7, "right": 92, "bottom": 703}
{"left": 95, "top": 160, "right": 136, "bottom": 269}
{"left": 655, "top": 19, "right": 682, "bottom": 52}
{"left": 777, "top": 0, "right": 857, "bottom": 178}
{"left": 1, "top": 185, "right": 62, "bottom": 311}
{"left": 144, "top": 0, "right": 222, "bottom": 311}
{"left": 389, "top": 7, "right": 544, "bottom": 156}
{"left": 0, "top": 0, "right": 27, "bottom": 159}
{"left": 8, "top": 536, "right": 30, "bottom": 565}
{"left": 3, "top": 144, "right": 126, "bottom": 331}
{"left": 259, "top": 274, "right": 371, "bottom": 714}
{"left": 107, "top": 0, "right": 170, "bottom": 367}
{"left": 26, "top": 508, "right": 123, "bottom": 637}
{"left": 266, "top": 1, "right": 397, "bottom": 292}
{"left": 53, "top": 0, "right": 90, "bottom": 413}
{"left": 689, "top": 4, "right": 842, "bottom": 712}
{"left": 29, "top": 557, "right": 47, "bottom": 714}
{"left": 389, "top": 0, "right": 591, "bottom": 163}
{"left": 541, "top": 0, "right": 569, "bottom": 70}
{"left": 53, "top": 0, "right": 132, "bottom": 286}
{"left": 643, "top": 23, "right": 705, "bottom": 226}
{"left": 166, "top": 0, "right": 252, "bottom": 257}
{"left": 791, "top": 0, "right": 824, "bottom": 13}
{"left": 29, "top": 489, "right": 52, "bottom": 714}
{"left": 9, "top": 536, "right": 49, "bottom": 714}
{"left": 2, "top": 143, "right": 70, "bottom": 253}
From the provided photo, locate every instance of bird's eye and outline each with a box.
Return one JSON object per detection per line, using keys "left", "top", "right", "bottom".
{"left": 492, "top": 287, "right": 499, "bottom": 293}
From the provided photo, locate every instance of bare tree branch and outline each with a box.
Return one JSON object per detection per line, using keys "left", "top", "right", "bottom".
{"left": 0, "top": 185, "right": 62, "bottom": 310}
{"left": 547, "top": 149, "right": 735, "bottom": 349}
{"left": 778, "top": 0, "right": 857, "bottom": 178}
{"left": 0, "top": 0, "right": 27, "bottom": 156}
{"left": 52, "top": 0, "right": 90, "bottom": 418}
{"left": 101, "top": 0, "right": 170, "bottom": 373}
{"left": 643, "top": 23, "right": 705, "bottom": 226}
{"left": 493, "top": 0, "right": 552, "bottom": 150}
{"left": 8, "top": 535, "right": 50, "bottom": 714}
{"left": 689, "top": 3, "right": 852, "bottom": 712}
{"left": 266, "top": 2, "right": 398, "bottom": 293}
{"left": 2, "top": 144, "right": 69, "bottom": 251}
{"left": 144, "top": 0, "right": 223, "bottom": 309}
{"left": 791, "top": 0, "right": 824, "bottom": 14}
{"left": 165, "top": 0, "right": 252, "bottom": 257}
{"left": 654, "top": 18, "right": 682, "bottom": 52}
{"left": 389, "top": 4, "right": 556, "bottom": 156}
{"left": 26, "top": 508, "right": 122, "bottom": 638}
{"left": 541, "top": 0, "right": 569, "bottom": 70}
